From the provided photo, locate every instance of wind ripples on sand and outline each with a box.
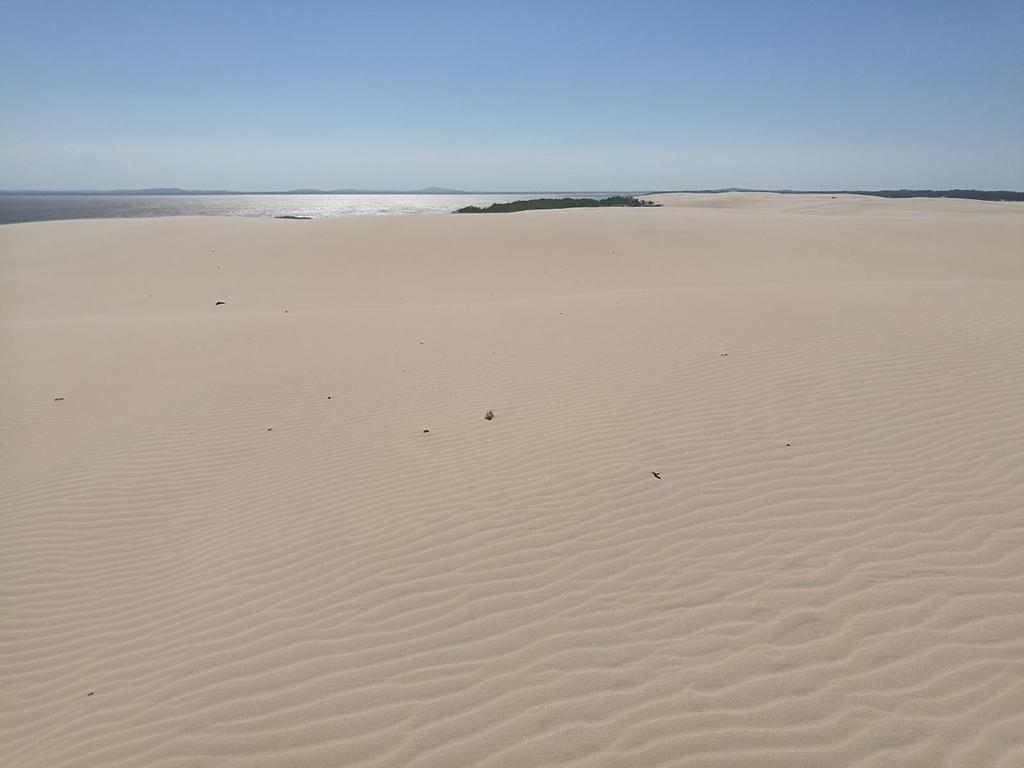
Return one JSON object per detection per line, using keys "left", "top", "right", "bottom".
{"left": 3, "top": 200, "right": 1023, "bottom": 767}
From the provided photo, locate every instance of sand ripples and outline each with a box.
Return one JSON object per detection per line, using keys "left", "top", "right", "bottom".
{"left": 3, "top": 210, "right": 1023, "bottom": 766}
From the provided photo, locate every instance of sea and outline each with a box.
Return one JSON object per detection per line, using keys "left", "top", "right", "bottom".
{"left": 0, "top": 193, "right": 631, "bottom": 225}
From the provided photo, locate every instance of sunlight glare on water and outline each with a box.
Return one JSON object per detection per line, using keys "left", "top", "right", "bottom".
{"left": 0, "top": 193, "right": 633, "bottom": 225}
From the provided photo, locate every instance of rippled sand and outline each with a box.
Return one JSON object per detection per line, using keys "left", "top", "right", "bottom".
{"left": 2, "top": 194, "right": 1023, "bottom": 767}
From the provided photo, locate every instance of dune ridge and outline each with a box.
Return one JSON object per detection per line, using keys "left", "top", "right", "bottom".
{"left": 2, "top": 194, "right": 1024, "bottom": 766}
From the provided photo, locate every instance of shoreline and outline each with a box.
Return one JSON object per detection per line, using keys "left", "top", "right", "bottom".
{"left": 2, "top": 191, "right": 1021, "bottom": 227}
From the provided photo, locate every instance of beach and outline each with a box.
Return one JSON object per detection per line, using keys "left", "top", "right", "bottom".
{"left": 2, "top": 193, "right": 1023, "bottom": 766}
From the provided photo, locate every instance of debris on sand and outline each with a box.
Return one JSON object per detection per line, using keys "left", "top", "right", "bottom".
{"left": 423, "top": 429, "right": 430, "bottom": 434}
{"left": 484, "top": 410, "right": 494, "bottom": 421}
{"left": 652, "top": 471, "right": 662, "bottom": 479}
{"left": 53, "top": 397, "right": 64, "bottom": 402}
{"left": 215, "top": 301, "right": 226, "bottom": 306}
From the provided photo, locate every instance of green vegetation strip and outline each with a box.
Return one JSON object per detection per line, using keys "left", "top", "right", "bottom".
{"left": 454, "top": 196, "right": 657, "bottom": 213}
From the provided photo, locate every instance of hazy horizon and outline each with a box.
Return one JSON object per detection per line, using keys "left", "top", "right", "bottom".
{"left": 4, "top": 185, "right": 1023, "bottom": 195}
{"left": 0, "top": 186, "right": 645, "bottom": 194}
{"left": 2, "top": 0, "right": 1022, "bottom": 190}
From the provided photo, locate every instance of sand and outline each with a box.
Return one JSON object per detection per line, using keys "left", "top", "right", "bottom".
{"left": 2, "top": 193, "right": 1023, "bottom": 767}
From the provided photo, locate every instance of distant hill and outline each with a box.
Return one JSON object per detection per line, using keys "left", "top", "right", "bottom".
{"left": 3, "top": 187, "right": 1020, "bottom": 201}
{"left": 646, "top": 188, "right": 1024, "bottom": 202}
{"left": 413, "top": 187, "right": 468, "bottom": 194}
{"left": 324, "top": 187, "right": 470, "bottom": 194}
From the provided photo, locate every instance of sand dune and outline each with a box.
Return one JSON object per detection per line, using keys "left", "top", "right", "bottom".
{"left": 2, "top": 195, "right": 1023, "bottom": 767}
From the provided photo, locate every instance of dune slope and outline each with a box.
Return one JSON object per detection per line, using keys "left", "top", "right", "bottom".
{"left": 2, "top": 196, "right": 1024, "bottom": 767}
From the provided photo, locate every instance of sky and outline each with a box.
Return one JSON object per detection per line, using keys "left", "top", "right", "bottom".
{"left": 1, "top": 0, "right": 1022, "bottom": 191}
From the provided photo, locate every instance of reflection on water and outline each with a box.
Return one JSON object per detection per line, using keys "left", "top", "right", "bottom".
{"left": 0, "top": 193, "right": 633, "bottom": 225}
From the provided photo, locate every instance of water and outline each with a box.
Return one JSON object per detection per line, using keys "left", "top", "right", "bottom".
{"left": 0, "top": 193, "right": 633, "bottom": 225}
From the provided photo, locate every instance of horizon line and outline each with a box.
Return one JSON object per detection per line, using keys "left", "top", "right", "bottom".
{"left": 2, "top": 186, "right": 1022, "bottom": 196}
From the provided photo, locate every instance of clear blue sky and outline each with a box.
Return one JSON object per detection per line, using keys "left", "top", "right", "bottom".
{"left": 1, "top": 0, "right": 1021, "bottom": 190}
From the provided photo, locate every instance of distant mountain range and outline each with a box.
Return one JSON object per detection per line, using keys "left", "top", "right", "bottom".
{"left": 0, "top": 187, "right": 650, "bottom": 196}
{"left": 1, "top": 187, "right": 1020, "bottom": 201}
